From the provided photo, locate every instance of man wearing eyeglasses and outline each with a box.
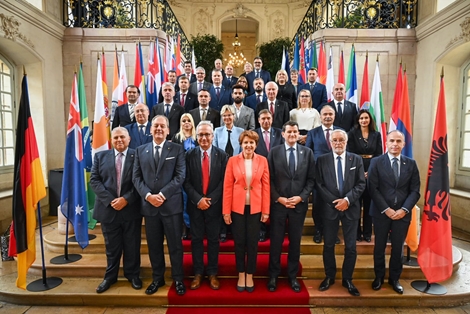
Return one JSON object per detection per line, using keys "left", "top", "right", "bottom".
{"left": 189, "top": 67, "right": 213, "bottom": 95}
{"left": 315, "top": 129, "right": 365, "bottom": 297}
{"left": 184, "top": 121, "right": 228, "bottom": 290}
{"left": 246, "top": 57, "right": 272, "bottom": 95}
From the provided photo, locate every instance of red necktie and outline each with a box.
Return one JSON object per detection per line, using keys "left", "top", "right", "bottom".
{"left": 181, "top": 93, "right": 186, "bottom": 107}
{"left": 326, "top": 128, "right": 331, "bottom": 150}
{"left": 202, "top": 151, "right": 209, "bottom": 195}
{"left": 270, "top": 102, "right": 275, "bottom": 115}
{"left": 264, "top": 130, "right": 270, "bottom": 152}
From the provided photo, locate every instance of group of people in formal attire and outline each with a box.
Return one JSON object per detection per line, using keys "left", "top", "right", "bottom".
{"left": 90, "top": 58, "right": 420, "bottom": 297}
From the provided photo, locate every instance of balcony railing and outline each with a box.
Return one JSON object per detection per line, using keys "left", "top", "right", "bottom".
{"left": 64, "top": 0, "right": 191, "bottom": 58}
{"left": 295, "top": 0, "right": 418, "bottom": 41}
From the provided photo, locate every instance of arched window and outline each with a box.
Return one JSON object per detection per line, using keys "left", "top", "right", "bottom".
{"left": 0, "top": 55, "right": 15, "bottom": 172}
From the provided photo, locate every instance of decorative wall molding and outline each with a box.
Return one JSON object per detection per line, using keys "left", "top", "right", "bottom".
{"left": 0, "top": 13, "right": 34, "bottom": 48}
{"left": 226, "top": 3, "right": 253, "bottom": 18}
{"left": 446, "top": 17, "right": 470, "bottom": 48}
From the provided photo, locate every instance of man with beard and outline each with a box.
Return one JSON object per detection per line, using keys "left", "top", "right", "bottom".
{"left": 246, "top": 57, "right": 272, "bottom": 94}
{"left": 230, "top": 84, "right": 255, "bottom": 130}
{"left": 316, "top": 129, "right": 365, "bottom": 296}
{"left": 255, "top": 82, "right": 290, "bottom": 129}
{"left": 112, "top": 85, "right": 140, "bottom": 129}
{"left": 245, "top": 78, "right": 267, "bottom": 110}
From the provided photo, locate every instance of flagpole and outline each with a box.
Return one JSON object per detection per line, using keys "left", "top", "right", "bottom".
{"left": 27, "top": 203, "right": 63, "bottom": 291}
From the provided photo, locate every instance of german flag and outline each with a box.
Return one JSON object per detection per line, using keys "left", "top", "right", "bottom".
{"left": 9, "top": 73, "right": 46, "bottom": 289}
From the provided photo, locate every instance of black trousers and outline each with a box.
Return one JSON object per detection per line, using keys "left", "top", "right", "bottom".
{"left": 145, "top": 213, "right": 184, "bottom": 281}
{"left": 357, "top": 187, "right": 373, "bottom": 238}
{"left": 312, "top": 190, "right": 324, "bottom": 234}
{"left": 231, "top": 206, "right": 261, "bottom": 274}
{"left": 373, "top": 215, "right": 410, "bottom": 280}
{"left": 323, "top": 213, "right": 358, "bottom": 280}
{"left": 101, "top": 215, "right": 142, "bottom": 281}
{"left": 189, "top": 207, "right": 221, "bottom": 276}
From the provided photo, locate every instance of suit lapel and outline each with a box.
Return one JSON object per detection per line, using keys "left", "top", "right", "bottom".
{"left": 122, "top": 150, "right": 134, "bottom": 179}
{"left": 157, "top": 142, "right": 171, "bottom": 174}
{"left": 107, "top": 150, "right": 118, "bottom": 195}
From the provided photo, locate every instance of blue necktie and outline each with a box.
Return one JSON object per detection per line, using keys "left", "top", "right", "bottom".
{"left": 337, "top": 102, "right": 343, "bottom": 120}
{"left": 165, "top": 104, "right": 170, "bottom": 117}
{"left": 392, "top": 157, "right": 399, "bottom": 184}
{"left": 155, "top": 145, "right": 161, "bottom": 168}
{"left": 337, "top": 156, "right": 344, "bottom": 195}
{"left": 289, "top": 147, "right": 295, "bottom": 177}
{"left": 139, "top": 125, "right": 145, "bottom": 142}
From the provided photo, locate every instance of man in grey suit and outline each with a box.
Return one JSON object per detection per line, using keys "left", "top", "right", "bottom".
{"left": 189, "top": 66, "right": 213, "bottom": 95}
{"left": 184, "top": 121, "right": 228, "bottom": 291}
{"left": 231, "top": 84, "right": 255, "bottom": 130}
{"left": 133, "top": 115, "right": 186, "bottom": 296}
{"left": 90, "top": 127, "right": 142, "bottom": 293}
{"left": 316, "top": 129, "right": 365, "bottom": 296}
{"left": 267, "top": 121, "right": 315, "bottom": 293}
{"left": 368, "top": 130, "right": 420, "bottom": 294}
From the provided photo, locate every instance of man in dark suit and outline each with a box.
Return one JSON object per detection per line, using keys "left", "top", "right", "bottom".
{"left": 158, "top": 70, "right": 179, "bottom": 103}
{"left": 209, "top": 69, "right": 232, "bottom": 112}
{"left": 184, "top": 121, "right": 228, "bottom": 291}
{"left": 112, "top": 85, "right": 140, "bottom": 129}
{"left": 133, "top": 115, "right": 187, "bottom": 296}
{"left": 210, "top": 59, "right": 226, "bottom": 83}
{"left": 231, "top": 84, "right": 255, "bottom": 130}
{"left": 368, "top": 130, "right": 420, "bottom": 294}
{"left": 255, "top": 82, "right": 290, "bottom": 129}
{"left": 176, "top": 61, "right": 197, "bottom": 85}
{"left": 322, "top": 83, "right": 358, "bottom": 132}
{"left": 189, "top": 67, "right": 213, "bottom": 95}
{"left": 223, "top": 64, "right": 238, "bottom": 88}
{"left": 305, "top": 105, "right": 342, "bottom": 244}
{"left": 298, "top": 68, "right": 328, "bottom": 110}
{"left": 90, "top": 127, "right": 142, "bottom": 293}
{"left": 267, "top": 121, "right": 315, "bottom": 293}
{"left": 150, "top": 82, "right": 185, "bottom": 140}
{"left": 246, "top": 57, "right": 272, "bottom": 95}
{"left": 124, "top": 103, "right": 152, "bottom": 149}
{"left": 254, "top": 109, "right": 284, "bottom": 242}
{"left": 190, "top": 89, "right": 220, "bottom": 129}
{"left": 175, "top": 76, "right": 198, "bottom": 112}
{"left": 245, "top": 78, "right": 267, "bottom": 110}
{"left": 316, "top": 129, "right": 366, "bottom": 296}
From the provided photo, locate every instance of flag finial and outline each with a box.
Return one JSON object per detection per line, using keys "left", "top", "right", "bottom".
{"left": 23, "top": 65, "right": 26, "bottom": 76}
{"left": 404, "top": 64, "right": 407, "bottom": 72}
{"left": 97, "top": 52, "right": 100, "bottom": 61}
{"left": 121, "top": 45, "right": 124, "bottom": 52}
{"left": 400, "top": 57, "right": 402, "bottom": 65}
{"left": 366, "top": 50, "right": 368, "bottom": 58}
{"left": 115, "top": 44, "right": 117, "bottom": 51}
{"left": 376, "top": 54, "right": 379, "bottom": 62}
{"left": 441, "top": 66, "right": 444, "bottom": 78}
{"left": 102, "top": 47, "right": 104, "bottom": 54}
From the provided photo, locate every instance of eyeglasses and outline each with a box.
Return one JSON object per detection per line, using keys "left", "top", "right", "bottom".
{"left": 197, "top": 133, "right": 212, "bottom": 138}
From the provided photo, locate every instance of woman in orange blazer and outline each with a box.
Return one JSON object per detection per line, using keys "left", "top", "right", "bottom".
{"left": 223, "top": 130, "right": 270, "bottom": 293}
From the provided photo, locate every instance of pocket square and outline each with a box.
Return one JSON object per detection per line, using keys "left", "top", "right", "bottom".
{"left": 165, "top": 157, "right": 175, "bottom": 160}
{"left": 350, "top": 166, "right": 356, "bottom": 170}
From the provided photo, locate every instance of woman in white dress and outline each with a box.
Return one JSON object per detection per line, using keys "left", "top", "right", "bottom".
{"left": 289, "top": 89, "right": 321, "bottom": 145}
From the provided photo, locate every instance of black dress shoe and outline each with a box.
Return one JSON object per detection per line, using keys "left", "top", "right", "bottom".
{"left": 364, "top": 236, "right": 372, "bottom": 242}
{"left": 182, "top": 226, "right": 191, "bottom": 240}
{"left": 96, "top": 279, "right": 116, "bottom": 293}
{"left": 342, "top": 279, "right": 360, "bottom": 296}
{"left": 289, "top": 278, "right": 301, "bottom": 293}
{"left": 220, "top": 233, "right": 227, "bottom": 243}
{"left": 313, "top": 231, "right": 322, "bottom": 243}
{"left": 319, "top": 277, "right": 335, "bottom": 291}
{"left": 145, "top": 280, "right": 166, "bottom": 295}
{"left": 335, "top": 236, "right": 341, "bottom": 244}
{"left": 267, "top": 277, "right": 277, "bottom": 292}
{"left": 259, "top": 231, "right": 267, "bottom": 242}
{"left": 388, "top": 279, "right": 404, "bottom": 294}
{"left": 356, "top": 235, "right": 363, "bottom": 242}
{"left": 129, "top": 277, "right": 142, "bottom": 290}
{"left": 175, "top": 281, "right": 186, "bottom": 295}
{"left": 372, "top": 277, "right": 384, "bottom": 290}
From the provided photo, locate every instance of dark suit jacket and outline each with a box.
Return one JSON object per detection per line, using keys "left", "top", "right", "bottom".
{"left": 189, "top": 81, "right": 213, "bottom": 95}
{"left": 112, "top": 104, "right": 136, "bottom": 129}
{"left": 223, "top": 76, "right": 239, "bottom": 89}
{"left": 184, "top": 146, "right": 228, "bottom": 217}
{"left": 315, "top": 152, "right": 366, "bottom": 220}
{"left": 298, "top": 82, "right": 328, "bottom": 110}
{"left": 245, "top": 93, "right": 267, "bottom": 111}
{"left": 209, "top": 85, "right": 232, "bottom": 112}
{"left": 175, "top": 91, "right": 198, "bottom": 113}
{"left": 276, "top": 83, "right": 297, "bottom": 111}
{"left": 246, "top": 70, "right": 272, "bottom": 94}
{"left": 189, "top": 107, "right": 220, "bottom": 129}
{"left": 254, "top": 127, "right": 284, "bottom": 158}
{"left": 133, "top": 141, "right": 186, "bottom": 217}
{"left": 305, "top": 125, "right": 343, "bottom": 161}
{"left": 255, "top": 100, "right": 290, "bottom": 129}
{"left": 347, "top": 129, "right": 383, "bottom": 171}
{"left": 268, "top": 144, "right": 315, "bottom": 213}
{"left": 158, "top": 84, "right": 179, "bottom": 103}
{"left": 125, "top": 122, "right": 152, "bottom": 149}
{"left": 323, "top": 100, "right": 358, "bottom": 132}
{"left": 90, "top": 149, "right": 140, "bottom": 223}
{"left": 150, "top": 103, "right": 185, "bottom": 140}
{"left": 176, "top": 73, "right": 197, "bottom": 85}
{"left": 368, "top": 154, "right": 420, "bottom": 223}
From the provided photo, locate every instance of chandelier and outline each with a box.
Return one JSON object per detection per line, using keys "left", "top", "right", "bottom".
{"left": 225, "top": 20, "right": 246, "bottom": 67}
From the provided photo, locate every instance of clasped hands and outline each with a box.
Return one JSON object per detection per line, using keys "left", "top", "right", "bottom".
{"left": 333, "top": 198, "right": 349, "bottom": 211}
{"left": 147, "top": 193, "right": 165, "bottom": 207}
{"left": 197, "top": 197, "right": 211, "bottom": 210}
{"left": 111, "top": 197, "right": 128, "bottom": 210}
{"left": 385, "top": 208, "right": 406, "bottom": 220}
{"left": 278, "top": 196, "right": 302, "bottom": 209}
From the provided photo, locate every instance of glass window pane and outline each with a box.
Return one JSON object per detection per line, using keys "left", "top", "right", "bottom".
{"left": 1, "top": 75, "right": 11, "bottom": 92}
{"left": 3, "top": 130, "right": 13, "bottom": 147}
{"left": 0, "top": 149, "right": 3, "bottom": 166}
{"left": 468, "top": 76, "right": 470, "bottom": 93}
{"left": 4, "top": 148, "right": 14, "bottom": 166}
{"left": 3, "top": 112, "right": 12, "bottom": 129}
{"left": 463, "top": 150, "right": 470, "bottom": 168}
{"left": 2, "top": 94, "right": 11, "bottom": 111}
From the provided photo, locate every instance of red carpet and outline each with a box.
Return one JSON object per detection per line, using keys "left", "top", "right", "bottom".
{"left": 182, "top": 235, "right": 290, "bottom": 253}
{"left": 166, "top": 307, "right": 311, "bottom": 314}
{"left": 167, "top": 278, "right": 309, "bottom": 306}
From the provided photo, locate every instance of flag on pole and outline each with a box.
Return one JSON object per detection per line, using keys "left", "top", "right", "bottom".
{"left": 325, "top": 46, "right": 335, "bottom": 102}
{"left": 101, "top": 48, "right": 110, "bottom": 143}
{"left": 338, "top": 50, "right": 345, "bottom": 84}
{"left": 111, "top": 46, "right": 119, "bottom": 122}
{"left": 61, "top": 72, "right": 89, "bottom": 249}
{"left": 147, "top": 39, "right": 159, "bottom": 112}
{"left": 360, "top": 51, "right": 370, "bottom": 109}
{"left": 418, "top": 68, "right": 453, "bottom": 283}
{"left": 299, "top": 38, "right": 307, "bottom": 84}
{"left": 389, "top": 62, "right": 403, "bottom": 132}
{"left": 133, "top": 42, "right": 146, "bottom": 104}
{"left": 293, "top": 36, "right": 303, "bottom": 84}
{"left": 281, "top": 46, "right": 291, "bottom": 80}
{"left": 9, "top": 72, "right": 46, "bottom": 289}
{"left": 176, "top": 35, "right": 184, "bottom": 76}
{"left": 310, "top": 39, "right": 318, "bottom": 70}
{"left": 346, "top": 44, "right": 358, "bottom": 107}
{"left": 191, "top": 47, "right": 196, "bottom": 74}
{"left": 118, "top": 49, "right": 128, "bottom": 106}
{"left": 369, "top": 58, "right": 386, "bottom": 153}
{"left": 92, "top": 54, "right": 110, "bottom": 160}
{"left": 317, "top": 41, "right": 327, "bottom": 84}
{"left": 397, "top": 69, "right": 413, "bottom": 158}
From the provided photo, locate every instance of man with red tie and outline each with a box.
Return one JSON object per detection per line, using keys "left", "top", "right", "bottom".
{"left": 255, "top": 82, "right": 290, "bottom": 129}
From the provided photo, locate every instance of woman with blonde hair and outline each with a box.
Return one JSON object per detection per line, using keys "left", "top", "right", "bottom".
{"left": 289, "top": 89, "right": 321, "bottom": 145}
{"left": 275, "top": 69, "right": 297, "bottom": 110}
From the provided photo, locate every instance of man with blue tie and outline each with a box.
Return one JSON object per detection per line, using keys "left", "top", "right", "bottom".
{"left": 316, "top": 129, "right": 365, "bottom": 296}
{"left": 322, "top": 83, "right": 358, "bottom": 132}
{"left": 368, "top": 130, "right": 420, "bottom": 294}
{"left": 246, "top": 57, "right": 271, "bottom": 95}
{"left": 223, "top": 64, "right": 238, "bottom": 88}
{"left": 298, "top": 68, "right": 327, "bottom": 110}
{"left": 124, "top": 103, "right": 152, "bottom": 149}
{"left": 209, "top": 69, "right": 231, "bottom": 112}
{"left": 150, "top": 82, "right": 184, "bottom": 140}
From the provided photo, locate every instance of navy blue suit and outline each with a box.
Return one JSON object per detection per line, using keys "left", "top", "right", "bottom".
{"left": 175, "top": 91, "right": 198, "bottom": 113}
{"left": 209, "top": 85, "right": 232, "bottom": 112}
{"left": 112, "top": 103, "right": 136, "bottom": 129}
{"left": 125, "top": 122, "right": 152, "bottom": 149}
{"left": 150, "top": 103, "right": 185, "bottom": 140}
{"left": 322, "top": 100, "right": 358, "bottom": 132}
{"left": 246, "top": 70, "right": 272, "bottom": 94}
{"left": 223, "top": 76, "right": 239, "bottom": 89}
{"left": 305, "top": 125, "right": 343, "bottom": 161}
{"left": 254, "top": 127, "right": 284, "bottom": 158}
{"left": 298, "top": 82, "right": 328, "bottom": 110}
{"left": 245, "top": 93, "right": 267, "bottom": 111}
